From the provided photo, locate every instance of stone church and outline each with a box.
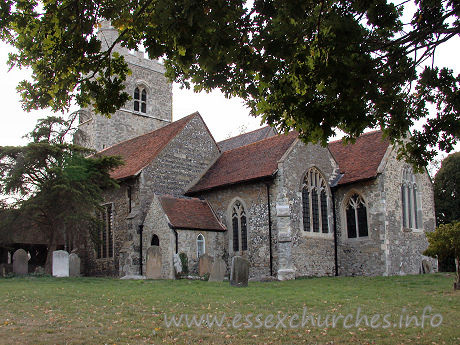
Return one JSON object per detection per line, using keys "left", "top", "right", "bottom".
{"left": 75, "top": 23, "right": 436, "bottom": 280}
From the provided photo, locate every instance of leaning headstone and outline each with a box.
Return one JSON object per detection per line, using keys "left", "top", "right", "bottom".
{"left": 209, "top": 257, "right": 226, "bottom": 282}
{"left": 146, "top": 246, "right": 162, "bottom": 279}
{"left": 12, "top": 249, "right": 28, "bottom": 275}
{"left": 173, "top": 253, "right": 182, "bottom": 275}
{"left": 230, "top": 256, "right": 249, "bottom": 287}
{"left": 69, "top": 253, "right": 81, "bottom": 277}
{"left": 52, "top": 250, "right": 69, "bottom": 277}
{"left": 198, "top": 254, "right": 213, "bottom": 276}
{"left": 422, "top": 259, "right": 432, "bottom": 274}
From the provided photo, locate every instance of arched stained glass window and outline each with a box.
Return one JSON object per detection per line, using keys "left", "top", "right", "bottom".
{"left": 345, "top": 193, "right": 368, "bottom": 239}
{"left": 197, "top": 234, "right": 205, "bottom": 258}
{"left": 302, "top": 168, "right": 330, "bottom": 233}
{"left": 401, "top": 167, "right": 422, "bottom": 229}
{"left": 231, "top": 200, "right": 248, "bottom": 252}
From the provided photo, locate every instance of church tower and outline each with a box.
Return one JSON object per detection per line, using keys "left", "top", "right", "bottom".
{"left": 75, "top": 22, "right": 172, "bottom": 151}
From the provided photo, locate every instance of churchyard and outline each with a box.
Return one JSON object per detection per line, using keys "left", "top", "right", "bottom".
{"left": 0, "top": 273, "right": 458, "bottom": 345}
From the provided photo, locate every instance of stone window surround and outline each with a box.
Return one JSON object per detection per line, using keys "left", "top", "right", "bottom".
{"left": 133, "top": 83, "right": 148, "bottom": 114}
{"left": 401, "top": 166, "right": 424, "bottom": 233}
{"left": 342, "top": 190, "right": 370, "bottom": 241}
{"left": 227, "top": 197, "right": 250, "bottom": 255}
{"left": 197, "top": 233, "right": 205, "bottom": 258}
{"left": 96, "top": 202, "right": 115, "bottom": 260}
{"left": 299, "top": 166, "right": 334, "bottom": 238}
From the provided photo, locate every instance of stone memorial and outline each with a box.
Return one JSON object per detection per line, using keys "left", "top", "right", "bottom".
{"left": 12, "top": 249, "right": 28, "bottom": 275}
{"left": 422, "top": 259, "right": 432, "bottom": 274}
{"left": 198, "top": 254, "right": 213, "bottom": 276}
{"left": 52, "top": 250, "right": 69, "bottom": 277}
{"left": 230, "top": 256, "right": 249, "bottom": 287}
{"left": 173, "top": 253, "right": 182, "bottom": 275}
{"left": 146, "top": 246, "right": 162, "bottom": 279}
{"left": 209, "top": 257, "right": 226, "bottom": 282}
{"left": 69, "top": 253, "right": 81, "bottom": 277}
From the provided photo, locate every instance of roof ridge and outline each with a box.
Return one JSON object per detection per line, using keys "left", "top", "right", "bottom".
{"left": 97, "top": 112, "right": 197, "bottom": 154}
{"left": 217, "top": 125, "right": 272, "bottom": 144}
{"left": 328, "top": 129, "right": 383, "bottom": 145}
{"left": 222, "top": 130, "right": 297, "bottom": 154}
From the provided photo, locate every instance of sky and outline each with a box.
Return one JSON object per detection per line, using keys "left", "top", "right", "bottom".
{"left": 0, "top": 30, "right": 458, "bottom": 159}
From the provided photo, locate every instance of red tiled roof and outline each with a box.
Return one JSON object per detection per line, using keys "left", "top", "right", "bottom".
{"left": 188, "top": 131, "right": 298, "bottom": 193}
{"left": 159, "top": 195, "right": 226, "bottom": 231}
{"left": 218, "top": 126, "right": 276, "bottom": 152}
{"left": 328, "top": 130, "right": 390, "bottom": 185}
{"left": 97, "top": 113, "right": 196, "bottom": 180}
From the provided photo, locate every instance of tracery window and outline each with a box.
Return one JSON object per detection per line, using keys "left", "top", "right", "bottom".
{"left": 197, "top": 234, "right": 205, "bottom": 258}
{"left": 302, "top": 167, "right": 330, "bottom": 233}
{"left": 231, "top": 200, "right": 248, "bottom": 252}
{"left": 345, "top": 193, "right": 368, "bottom": 238}
{"left": 401, "top": 167, "right": 421, "bottom": 229}
{"left": 134, "top": 87, "right": 147, "bottom": 113}
{"left": 96, "top": 204, "right": 113, "bottom": 259}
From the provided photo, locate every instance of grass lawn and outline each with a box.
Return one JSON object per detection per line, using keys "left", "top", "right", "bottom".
{"left": 0, "top": 273, "right": 458, "bottom": 344}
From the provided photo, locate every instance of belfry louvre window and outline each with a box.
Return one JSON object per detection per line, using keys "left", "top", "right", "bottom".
{"left": 401, "top": 167, "right": 422, "bottom": 229}
{"left": 232, "top": 200, "right": 248, "bottom": 252}
{"left": 302, "top": 167, "right": 330, "bottom": 233}
{"left": 134, "top": 87, "right": 147, "bottom": 113}
{"left": 345, "top": 193, "right": 368, "bottom": 238}
{"left": 97, "top": 204, "right": 113, "bottom": 259}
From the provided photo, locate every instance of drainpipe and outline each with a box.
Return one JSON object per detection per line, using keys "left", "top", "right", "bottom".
{"left": 173, "top": 229, "right": 178, "bottom": 254}
{"left": 331, "top": 188, "right": 339, "bottom": 276}
{"left": 266, "top": 182, "right": 274, "bottom": 276}
{"left": 138, "top": 224, "right": 144, "bottom": 275}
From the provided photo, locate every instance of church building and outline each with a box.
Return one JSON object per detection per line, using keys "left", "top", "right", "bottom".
{"left": 75, "top": 23, "right": 436, "bottom": 280}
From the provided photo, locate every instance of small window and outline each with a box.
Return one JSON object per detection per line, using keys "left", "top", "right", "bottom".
{"left": 231, "top": 200, "right": 248, "bottom": 252}
{"left": 151, "top": 234, "right": 159, "bottom": 246}
{"left": 302, "top": 167, "right": 330, "bottom": 233}
{"left": 197, "top": 234, "right": 205, "bottom": 258}
{"left": 97, "top": 204, "right": 114, "bottom": 259}
{"left": 134, "top": 87, "right": 147, "bottom": 113}
{"left": 401, "top": 167, "right": 422, "bottom": 229}
{"left": 345, "top": 193, "right": 368, "bottom": 239}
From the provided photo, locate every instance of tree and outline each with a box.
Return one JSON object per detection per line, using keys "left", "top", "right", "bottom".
{"left": 0, "top": 115, "right": 123, "bottom": 272}
{"left": 424, "top": 222, "right": 460, "bottom": 289}
{"left": 434, "top": 151, "right": 460, "bottom": 226}
{"left": 0, "top": 0, "right": 459, "bottom": 167}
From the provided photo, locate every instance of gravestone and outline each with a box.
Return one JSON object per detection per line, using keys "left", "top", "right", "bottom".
{"left": 146, "top": 246, "right": 162, "bottom": 279}
{"left": 230, "top": 256, "right": 249, "bottom": 287}
{"left": 198, "top": 254, "right": 213, "bottom": 276}
{"left": 13, "top": 249, "right": 28, "bottom": 275}
{"left": 52, "top": 250, "right": 69, "bottom": 277}
{"left": 209, "top": 257, "right": 226, "bottom": 282}
{"left": 173, "top": 253, "right": 182, "bottom": 275}
{"left": 69, "top": 253, "right": 81, "bottom": 277}
{"left": 422, "top": 259, "right": 432, "bottom": 274}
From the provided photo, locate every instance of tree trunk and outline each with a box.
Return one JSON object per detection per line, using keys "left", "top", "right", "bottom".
{"left": 44, "top": 229, "right": 57, "bottom": 275}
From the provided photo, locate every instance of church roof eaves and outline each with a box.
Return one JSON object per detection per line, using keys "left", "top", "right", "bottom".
{"left": 328, "top": 130, "right": 390, "bottom": 186}
{"left": 159, "top": 195, "right": 226, "bottom": 231}
{"left": 187, "top": 131, "right": 298, "bottom": 194}
{"left": 97, "top": 112, "right": 198, "bottom": 180}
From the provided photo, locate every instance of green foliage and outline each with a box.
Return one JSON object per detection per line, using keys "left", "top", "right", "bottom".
{"left": 179, "top": 252, "right": 189, "bottom": 275}
{"left": 0, "top": 115, "right": 123, "bottom": 261}
{"left": 0, "top": 0, "right": 459, "bottom": 166}
{"left": 424, "top": 222, "right": 460, "bottom": 283}
{"left": 434, "top": 152, "right": 460, "bottom": 225}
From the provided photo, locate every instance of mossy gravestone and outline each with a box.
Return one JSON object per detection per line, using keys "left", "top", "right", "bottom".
{"left": 13, "top": 249, "right": 28, "bottom": 275}
{"left": 209, "top": 257, "right": 226, "bottom": 282}
{"left": 230, "top": 256, "right": 249, "bottom": 287}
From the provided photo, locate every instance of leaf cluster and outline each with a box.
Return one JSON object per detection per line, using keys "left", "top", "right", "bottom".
{"left": 1, "top": 0, "right": 459, "bottom": 167}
